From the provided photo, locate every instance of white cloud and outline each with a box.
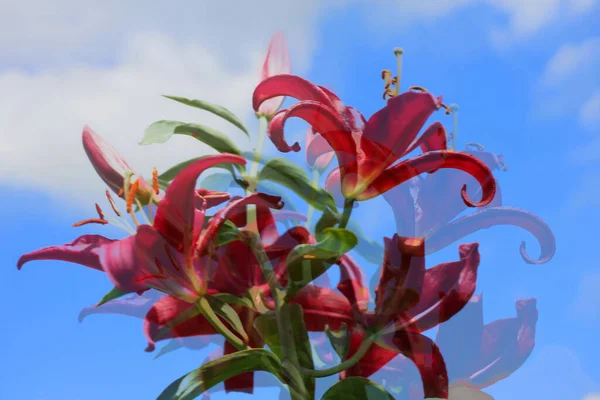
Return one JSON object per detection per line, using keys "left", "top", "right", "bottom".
{"left": 580, "top": 91, "right": 600, "bottom": 129}
{"left": 0, "top": 1, "right": 345, "bottom": 209}
{"left": 571, "top": 273, "right": 600, "bottom": 319}
{"left": 541, "top": 38, "right": 600, "bottom": 86}
{"left": 583, "top": 394, "right": 600, "bottom": 400}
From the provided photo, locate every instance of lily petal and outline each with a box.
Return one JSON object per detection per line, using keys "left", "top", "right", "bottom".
{"left": 289, "top": 285, "right": 355, "bottom": 331}
{"left": 257, "top": 32, "right": 291, "bottom": 117}
{"left": 154, "top": 154, "right": 246, "bottom": 254}
{"left": 17, "top": 234, "right": 115, "bottom": 271}
{"left": 306, "top": 127, "right": 335, "bottom": 171}
{"left": 82, "top": 125, "right": 133, "bottom": 195}
{"left": 359, "top": 151, "right": 496, "bottom": 208}
{"left": 337, "top": 254, "right": 370, "bottom": 321}
{"left": 78, "top": 290, "right": 163, "bottom": 322}
{"left": 360, "top": 91, "right": 443, "bottom": 168}
{"left": 424, "top": 207, "right": 556, "bottom": 264}
{"left": 405, "top": 242, "right": 481, "bottom": 332}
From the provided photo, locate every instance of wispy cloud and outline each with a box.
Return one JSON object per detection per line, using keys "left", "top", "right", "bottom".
{"left": 0, "top": 1, "right": 340, "bottom": 208}
{"left": 570, "top": 273, "right": 600, "bottom": 320}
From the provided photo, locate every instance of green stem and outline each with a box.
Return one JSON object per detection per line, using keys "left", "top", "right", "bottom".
{"left": 246, "top": 115, "right": 269, "bottom": 232}
{"left": 197, "top": 296, "right": 248, "bottom": 351}
{"left": 338, "top": 199, "right": 355, "bottom": 229}
{"left": 302, "top": 334, "right": 375, "bottom": 378}
{"left": 248, "top": 234, "right": 307, "bottom": 399}
{"left": 305, "top": 168, "right": 321, "bottom": 230}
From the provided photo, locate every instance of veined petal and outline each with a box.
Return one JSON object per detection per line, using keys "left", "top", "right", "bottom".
{"left": 358, "top": 151, "right": 496, "bottom": 207}
{"left": 268, "top": 101, "right": 357, "bottom": 170}
{"left": 404, "top": 242, "right": 480, "bottom": 333}
{"left": 425, "top": 207, "right": 555, "bottom": 264}
{"left": 337, "top": 254, "right": 370, "bottom": 320}
{"left": 154, "top": 154, "right": 246, "bottom": 254}
{"left": 78, "top": 290, "right": 163, "bottom": 322}
{"left": 143, "top": 294, "right": 218, "bottom": 352}
{"left": 435, "top": 294, "right": 484, "bottom": 383}
{"left": 405, "top": 122, "right": 448, "bottom": 154}
{"left": 17, "top": 234, "right": 115, "bottom": 272}
{"left": 82, "top": 125, "right": 133, "bottom": 195}
{"left": 306, "top": 128, "right": 335, "bottom": 171}
{"left": 253, "top": 74, "right": 334, "bottom": 114}
{"left": 464, "top": 298, "right": 537, "bottom": 389}
{"left": 257, "top": 32, "right": 291, "bottom": 117}
{"left": 360, "top": 91, "right": 442, "bottom": 168}
{"left": 374, "top": 235, "right": 425, "bottom": 327}
{"left": 289, "top": 285, "right": 355, "bottom": 331}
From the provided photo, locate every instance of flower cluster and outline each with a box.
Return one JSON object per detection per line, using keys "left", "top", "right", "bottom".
{"left": 18, "top": 33, "right": 555, "bottom": 400}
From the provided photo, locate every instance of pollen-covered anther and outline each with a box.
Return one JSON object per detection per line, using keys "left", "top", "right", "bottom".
{"left": 105, "top": 190, "right": 121, "bottom": 217}
{"left": 72, "top": 218, "right": 108, "bottom": 227}
{"left": 152, "top": 168, "right": 160, "bottom": 195}
{"left": 94, "top": 203, "right": 104, "bottom": 219}
{"left": 126, "top": 178, "right": 141, "bottom": 214}
{"left": 438, "top": 103, "right": 452, "bottom": 115}
{"left": 408, "top": 86, "right": 428, "bottom": 93}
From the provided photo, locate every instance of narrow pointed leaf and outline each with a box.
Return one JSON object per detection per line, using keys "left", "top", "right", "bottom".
{"left": 158, "top": 156, "right": 243, "bottom": 185}
{"left": 140, "top": 121, "right": 242, "bottom": 156}
{"left": 286, "top": 228, "right": 358, "bottom": 298}
{"left": 204, "top": 294, "right": 249, "bottom": 343}
{"left": 253, "top": 312, "right": 283, "bottom": 359}
{"left": 163, "top": 95, "right": 249, "bottom": 136}
{"left": 258, "top": 158, "right": 336, "bottom": 211}
{"left": 213, "top": 293, "right": 254, "bottom": 310}
{"left": 321, "top": 377, "right": 395, "bottom": 400}
{"left": 156, "top": 349, "right": 285, "bottom": 400}
{"left": 153, "top": 339, "right": 185, "bottom": 360}
{"left": 199, "top": 172, "right": 235, "bottom": 192}
{"left": 325, "top": 322, "right": 350, "bottom": 360}
{"left": 96, "top": 286, "right": 128, "bottom": 307}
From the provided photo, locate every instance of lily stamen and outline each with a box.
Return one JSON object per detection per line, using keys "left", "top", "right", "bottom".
{"left": 408, "top": 86, "right": 428, "bottom": 93}
{"left": 126, "top": 178, "right": 140, "bottom": 214}
{"left": 164, "top": 245, "right": 183, "bottom": 272}
{"left": 105, "top": 190, "right": 121, "bottom": 217}
{"left": 72, "top": 218, "right": 108, "bottom": 227}
{"left": 152, "top": 168, "right": 160, "bottom": 195}
{"left": 134, "top": 273, "right": 169, "bottom": 283}
{"left": 438, "top": 103, "right": 451, "bottom": 115}
{"left": 95, "top": 204, "right": 104, "bottom": 219}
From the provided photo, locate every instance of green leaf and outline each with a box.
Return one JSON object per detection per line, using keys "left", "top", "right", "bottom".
{"left": 320, "top": 377, "right": 395, "bottom": 400}
{"left": 199, "top": 172, "right": 235, "bottom": 192}
{"left": 163, "top": 95, "right": 249, "bottom": 137}
{"left": 253, "top": 312, "right": 283, "bottom": 359}
{"left": 314, "top": 208, "right": 339, "bottom": 240}
{"left": 204, "top": 294, "right": 249, "bottom": 343}
{"left": 157, "top": 349, "right": 285, "bottom": 400}
{"left": 215, "top": 220, "right": 241, "bottom": 247}
{"left": 254, "top": 305, "right": 316, "bottom": 399}
{"left": 95, "top": 286, "right": 127, "bottom": 307}
{"left": 285, "top": 228, "right": 358, "bottom": 298}
{"left": 212, "top": 293, "right": 254, "bottom": 310}
{"left": 140, "top": 121, "right": 242, "bottom": 156}
{"left": 325, "top": 322, "right": 350, "bottom": 360}
{"left": 258, "top": 158, "right": 336, "bottom": 212}
{"left": 158, "top": 156, "right": 243, "bottom": 185}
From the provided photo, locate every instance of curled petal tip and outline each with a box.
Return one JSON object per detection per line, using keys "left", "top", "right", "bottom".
{"left": 291, "top": 142, "right": 301, "bottom": 152}
{"left": 520, "top": 240, "right": 554, "bottom": 265}
{"left": 145, "top": 343, "right": 155, "bottom": 353}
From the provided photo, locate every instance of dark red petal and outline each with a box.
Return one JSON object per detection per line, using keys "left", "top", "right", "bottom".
{"left": 17, "top": 234, "right": 115, "bottom": 271}
{"left": 465, "top": 298, "right": 538, "bottom": 388}
{"left": 425, "top": 207, "right": 555, "bottom": 264}
{"left": 196, "top": 189, "right": 231, "bottom": 209}
{"left": 211, "top": 241, "right": 261, "bottom": 295}
{"left": 337, "top": 254, "right": 370, "bottom": 321}
{"left": 404, "top": 242, "right": 481, "bottom": 333}
{"left": 253, "top": 74, "right": 334, "bottom": 113}
{"left": 143, "top": 295, "right": 217, "bottom": 352}
{"left": 405, "top": 122, "right": 448, "bottom": 154}
{"left": 359, "top": 151, "right": 496, "bottom": 208}
{"left": 374, "top": 236, "right": 425, "bottom": 327}
{"left": 290, "top": 285, "right": 355, "bottom": 331}
{"left": 154, "top": 154, "right": 246, "bottom": 253}
{"left": 268, "top": 101, "right": 357, "bottom": 169}
{"left": 343, "top": 329, "right": 449, "bottom": 399}
{"left": 266, "top": 226, "right": 311, "bottom": 286}
{"left": 434, "top": 294, "right": 484, "bottom": 383}
{"left": 360, "top": 91, "right": 442, "bottom": 167}
{"left": 195, "top": 193, "right": 283, "bottom": 256}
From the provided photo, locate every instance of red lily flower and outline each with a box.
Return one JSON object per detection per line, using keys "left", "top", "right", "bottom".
{"left": 255, "top": 32, "right": 291, "bottom": 119}
{"left": 379, "top": 147, "right": 555, "bottom": 264}
{"left": 252, "top": 75, "right": 496, "bottom": 205}
{"left": 360, "top": 295, "right": 538, "bottom": 399}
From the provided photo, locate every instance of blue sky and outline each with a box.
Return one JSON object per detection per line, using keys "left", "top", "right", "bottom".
{"left": 2, "top": 1, "right": 600, "bottom": 399}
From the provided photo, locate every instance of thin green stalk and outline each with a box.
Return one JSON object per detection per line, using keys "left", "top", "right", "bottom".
{"left": 246, "top": 115, "right": 268, "bottom": 232}
{"left": 197, "top": 297, "right": 248, "bottom": 351}
{"left": 301, "top": 334, "right": 375, "bottom": 378}
{"left": 338, "top": 199, "right": 355, "bottom": 229}
{"left": 305, "top": 168, "right": 321, "bottom": 230}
